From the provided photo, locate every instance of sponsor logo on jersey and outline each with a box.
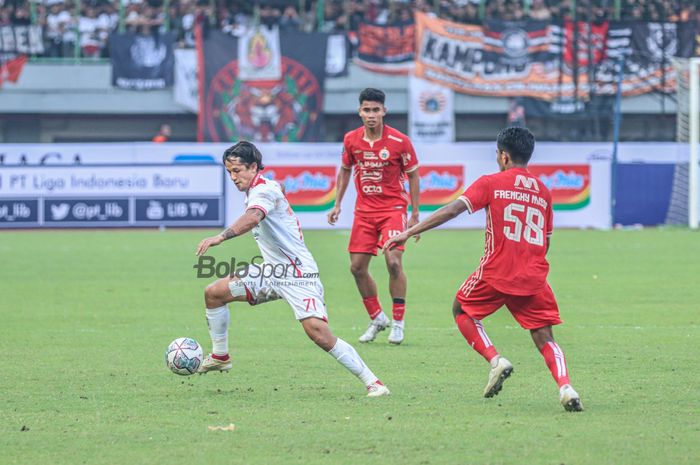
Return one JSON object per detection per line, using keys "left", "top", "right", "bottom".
{"left": 360, "top": 160, "right": 388, "bottom": 169}
{"left": 379, "top": 148, "right": 390, "bottom": 160}
{"left": 265, "top": 166, "right": 336, "bottom": 211}
{"left": 360, "top": 170, "right": 383, "bottom": 183}
{"left": 529, "top": 164, "right": 591, "bottom": 210}
{"left": 514, "top": 174, "right": 540, "bottom": 192}
{"left": 363, "top": 151, "right": 378, "bottom": 159}
{"left": 362, "top": 184, "right": 383, "bottom": 194}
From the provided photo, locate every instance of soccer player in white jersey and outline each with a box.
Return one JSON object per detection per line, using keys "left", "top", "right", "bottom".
{"left": 194, "top": 141, "right": 390, "bottom": 397}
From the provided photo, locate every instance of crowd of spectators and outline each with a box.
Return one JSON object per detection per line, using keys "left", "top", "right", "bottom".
{"left": 0, "top": 0, "right": 698, "bottom": 58}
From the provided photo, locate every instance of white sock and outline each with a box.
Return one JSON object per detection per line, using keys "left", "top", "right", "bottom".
{"left": 205, "top": 305, "right": 230, "bottom": 356}
{"left": 392, "top": 319, "right": 404, "bottom": 328}
{"left": 489, "top": 355, "right": 500, "bottom": 368}
{"left": 328, "top": 338, "right": 379, "bottom": 386}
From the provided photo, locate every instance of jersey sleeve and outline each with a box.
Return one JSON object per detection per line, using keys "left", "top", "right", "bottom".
{"left": 459, "top": 175, "right": 490, "bottom": 213}
{"left": 247, "top": 184, "right": 278, "bottom": 218}
{"left": 341, "top": 139, "right": 353, "bottom": 169}
{"left": 401, "top": 138, "right": 419, "bottom": 174}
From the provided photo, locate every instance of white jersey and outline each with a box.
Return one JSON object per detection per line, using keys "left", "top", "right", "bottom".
{"left": 245, "top": 173, "right": 319, "bottom": 277}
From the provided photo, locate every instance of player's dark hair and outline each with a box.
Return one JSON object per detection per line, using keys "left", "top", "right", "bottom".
{"left": 222, "top": 141, "right": 265, "bottom": 171}
{"left": 359, "top": 88, "right": 385, "bottom": 105}
{"left": 496, "top": 127, "right": 535, "bottom": 164}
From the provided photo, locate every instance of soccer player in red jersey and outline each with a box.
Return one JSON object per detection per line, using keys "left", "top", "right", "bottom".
{"left": 327, "top": 88, "right": 421, "bottom": 345}
{"left": 383, "top": 127, "right": 583, "bottom": 412}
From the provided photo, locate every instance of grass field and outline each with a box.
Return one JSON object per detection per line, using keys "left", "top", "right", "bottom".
{"left": 1, "top": 228, "right": 699, "bottom": 465}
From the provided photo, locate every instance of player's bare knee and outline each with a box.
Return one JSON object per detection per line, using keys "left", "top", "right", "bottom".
{"left": 204, "top": 281, "right": 227, "bottom": 307}
{"left": 204, "top": 282, "right": 217, "bottom": 304}
{"left": 350, "top": 263, "right": 368, "bottom": 277}
{"left": 385, "top": 259, "right": 403, "bottom": 278}
{"left": 530, "top": 326, "right": 554, "bottom": 350}
{"left": 307, "top": 327, "right": 330, "bottom": 348}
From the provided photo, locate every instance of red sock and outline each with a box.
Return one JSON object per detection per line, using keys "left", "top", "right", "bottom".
{"left": 392, "top": 300, "right": 405, "bottom": 321}
{"left": 540, "top": 341, "right": 571, "bottom": 387}
{"left": 362, "top": 296, "right": 382, "bottom": 320}
{"left": 212, "top": 353, "right": 230, "bottom": 361}
{"left": 455, "top": 313, "right": 498, "bottom": 362}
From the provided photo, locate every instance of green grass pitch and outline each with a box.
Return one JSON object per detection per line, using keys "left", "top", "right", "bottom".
{"left": 1, "top": 228, "right": 698, "bottom": 465}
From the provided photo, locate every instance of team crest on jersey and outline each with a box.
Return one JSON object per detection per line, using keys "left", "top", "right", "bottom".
{"left": 379, "top": 148, "right": 390, "bottom": 161}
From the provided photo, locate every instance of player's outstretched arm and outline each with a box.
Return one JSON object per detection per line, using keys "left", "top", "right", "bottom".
{"left": 196, "top": 209, "right": 266, "bottom": 256}
{"left": 328, "top": 166, "right": 351, "bottom": 225}
{"left": 382, "top": 199, "right": 468, "bottom": 252}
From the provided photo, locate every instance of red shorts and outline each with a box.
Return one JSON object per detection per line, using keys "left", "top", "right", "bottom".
{"left": 455, "top": 274, "right": 562, "bottom": 329}
{"left": 348, "top": 211, "right": 406, "bottom": 255}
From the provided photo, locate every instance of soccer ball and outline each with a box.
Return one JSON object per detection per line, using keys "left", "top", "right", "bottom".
{"left": 165, "top": 337, "right": 203, "bottom": 376}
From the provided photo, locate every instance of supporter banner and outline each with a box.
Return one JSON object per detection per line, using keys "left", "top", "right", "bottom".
{"left": 415, "top": 12, "right": 563, "bottom": 98}
{"left": 415, "top": 14, "right": 699, "bottom": 99}
{"left": 237, "top": 26, "right": 282, "bottom": 81}
{"left": 0, "top": 55, "right": 27, "bottom": 88}
{"left": 174, "top": 49, "right": 199, "bottom": 113}
{"left": 0, "top": 25, "right": 44, "bottom": 54}
{"left": 595, "top": 21, "right": 697, "bottom": 96}
{"left": 409, "top": 75, "right": 455, "bottom": 143}
{"left": 197, "top": 28, "right": 327, "bottom": 142}
{"left": 0, "top": 25, "right": 41, "bottom": 88}
{"left": 520, "top": 95, "right": 614, "bottom": 118}
{"left": 110, "top": 32, "right": 176, "bottom": 90}
{"left": 354, "top": 21, "right": 414, "bottom": 74}
{"left": 563, "top": 19, "right": 608, "bottom": 69}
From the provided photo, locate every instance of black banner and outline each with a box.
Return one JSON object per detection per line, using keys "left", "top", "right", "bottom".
{"left": 594, "top": 21, "right": 697, "bottom": 96}
{"left": 196, "top": 28, "right": 327, "bottom": 142}
{"left": 0, "top": 25, "right": 40, "bottom": 87}
{"left": 0, "top": 25, "right": 44, "bottom": 54}
{"left": 521, "top": 96, "right": 614, "bottom": 118}
{"left": 109, "top": 32, "right": 175, "bottom": 90}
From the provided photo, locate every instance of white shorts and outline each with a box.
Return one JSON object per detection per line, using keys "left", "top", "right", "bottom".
{"left": 228, "top": 273, "right": 328, "bottom": 321}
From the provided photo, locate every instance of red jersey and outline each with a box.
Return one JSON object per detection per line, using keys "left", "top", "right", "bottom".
{"left": 342, "top": 125, "right": 419, "bottom": 215}
{"left": 460, "top": 167, "right": 554, "bottom": 296}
